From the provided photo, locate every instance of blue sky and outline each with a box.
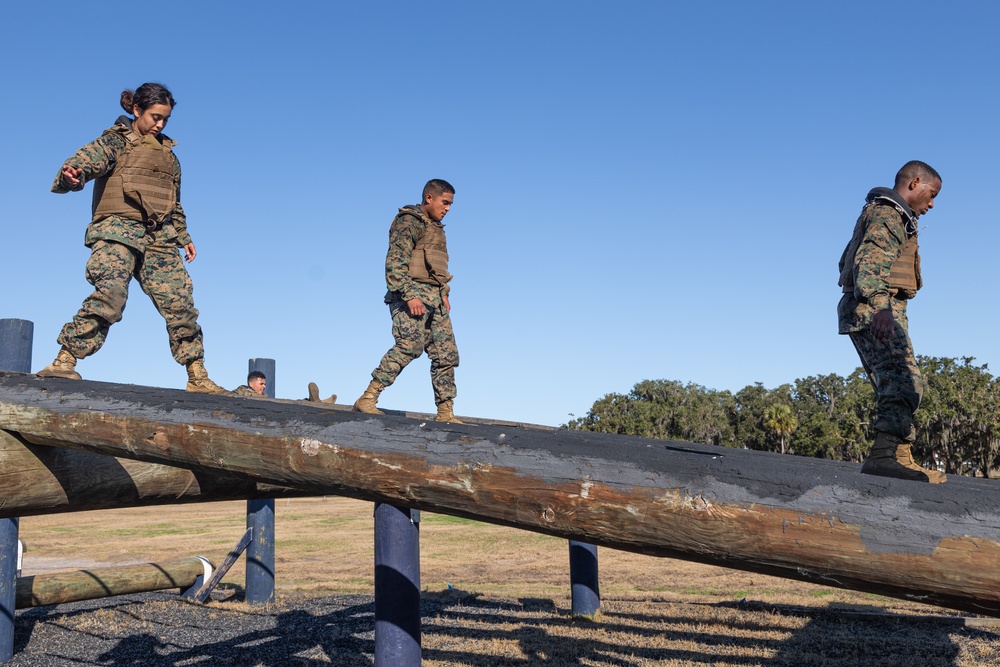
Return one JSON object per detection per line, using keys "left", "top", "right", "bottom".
{"left": 3, "top": 2, "right": 998, "bottom": 426}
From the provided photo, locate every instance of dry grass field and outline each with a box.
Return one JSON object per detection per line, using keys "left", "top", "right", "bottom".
{"left": 15, "top": 497, "right": 1000, "bottom": 666}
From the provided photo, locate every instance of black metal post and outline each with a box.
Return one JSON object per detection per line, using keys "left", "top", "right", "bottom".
{"left": 374, "top": 503, "right": 421, "bottom": 666}
{"left": 246, "top": 357, "right": 276, "bottom": 604}
{"left": 0, "top": 318, "right": 31, "bottom": 662}
{"left": 569, "top": 540, "right": 600, "bottom": 617}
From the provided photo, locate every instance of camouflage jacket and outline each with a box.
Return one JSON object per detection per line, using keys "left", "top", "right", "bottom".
{"left": 837, "top": 188, "right": 918, "bottom": 334}
{"left": 51, "top": 116, "right": 192, "bottom": 252}
{"left": 232, "top": 385, "right": 259, "bottom": 397}
{"left": 383, "top": 205, "right": 450, "bottom": 307}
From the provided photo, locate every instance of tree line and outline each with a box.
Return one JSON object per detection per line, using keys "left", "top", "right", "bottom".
{"left": 565, "top": 356, "right": 1000, "bottom": 478}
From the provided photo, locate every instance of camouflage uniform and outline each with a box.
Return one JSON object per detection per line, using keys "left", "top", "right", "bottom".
{"left": 838, "top": 188, "right": 922, "bottom": 442}
{"left": 369, "top": 205, "right": 459, "bottom": 404}
{"left": 232, "top": 385, "right": 258, "bottom": 397}
{"left": 50, "top": 116, "right": 205, "bottom": 366}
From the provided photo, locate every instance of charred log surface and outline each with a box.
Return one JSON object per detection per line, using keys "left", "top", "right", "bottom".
{"left": 0, "top": 430, "right": 306, "bottom": 517}
{"left": 1, "top": 371, "right": 1000, "bottom": 616}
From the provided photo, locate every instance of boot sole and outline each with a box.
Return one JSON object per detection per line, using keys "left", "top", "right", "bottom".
{"left": 861, "top": 465, "right": 946, "bottom": 484}
{"left": 37, "top": 370, "right": 82, "bottom": 381}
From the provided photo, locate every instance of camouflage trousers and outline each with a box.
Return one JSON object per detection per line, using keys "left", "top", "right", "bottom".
{"left": 847, "top": 303, "right": 922, "bottom": 442}
{"left": 371, "top": 300, "right": 459, "bottom": 404}
{"left": 56, "top": 240, "right": 204, "bottom": 365}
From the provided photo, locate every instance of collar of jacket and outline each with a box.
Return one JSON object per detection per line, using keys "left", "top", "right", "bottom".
{"left": 111, "top": 115, "right": 176, "bottom": 149}
{"left": 866, "top": 187, "right": 917, "bottom": 235}
{"left": 398, "top": 204, "right": 442, "bottom": 227}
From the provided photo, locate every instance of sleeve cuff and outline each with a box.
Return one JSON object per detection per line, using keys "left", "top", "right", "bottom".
{"left": 868, "top": 293, "right": 890, "bottom": 311}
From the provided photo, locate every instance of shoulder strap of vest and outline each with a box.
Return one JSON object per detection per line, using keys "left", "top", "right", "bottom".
{"left": 869, "top": 195, "right": 918, "bottom": 236}
{"left": 102, "top": 123, "right": 140, "bottom": 147}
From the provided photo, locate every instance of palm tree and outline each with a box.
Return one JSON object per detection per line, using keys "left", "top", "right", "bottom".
{"left": 764, "top": 403, "right": 798, "bottom": 455}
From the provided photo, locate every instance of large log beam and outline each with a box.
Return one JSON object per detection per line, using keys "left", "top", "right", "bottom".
{"left": 2, "top": 372, "right": 1000, "bottom": 616}
{"left": 0, "top": 429, "right": 307, "bottom": 517}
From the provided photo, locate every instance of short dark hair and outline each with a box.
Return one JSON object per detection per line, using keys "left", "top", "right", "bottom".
{"left": 422, "top": 179, "right": 455, "bottom": 200}
{"left": 248, "top": 370, "right": 266, "bottom": 382}
{"left": 895, "top": 160, "right": 941, "bottom": 187}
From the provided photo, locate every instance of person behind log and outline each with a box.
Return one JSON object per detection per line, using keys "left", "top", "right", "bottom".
{"left": 37, "top": 83, "right": 226, "bottom": 394}
{"left": 306, "top": 381, "right": 336, "bottom": 404}
{"left": 353, "top": 179, "right": 462, "bottom": 423}
{"left": 233, "top": 371, "right": 267, "bottom": 397}
{"left": 838, "top": 160, "right": 943, "bottom": 483}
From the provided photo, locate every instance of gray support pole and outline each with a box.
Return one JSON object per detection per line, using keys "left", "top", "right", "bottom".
{"left": 246, "top": 358, "right": 276, "bottom": 605}
{"left": 374, "top": 503, "right": 421, "bottom": 667}
{"left": 569, "top": 540, "right": 600, "bottom": 618}
{"left": 0, "top": 318, "right": 31, "bottom": 662}
{"left": 248, "top": 358, "right": 275, "bottom": 399}
{"left": 0, "top": 320, "right": 32, "bottom": 373}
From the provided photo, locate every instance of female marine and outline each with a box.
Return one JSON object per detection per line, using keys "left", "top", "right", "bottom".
{"left": 38, "top": 83, "right": 225, "bottom": 394}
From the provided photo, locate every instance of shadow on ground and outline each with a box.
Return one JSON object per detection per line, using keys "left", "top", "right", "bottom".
{"left": 9, "top": 590, "right": 999, "bottom": 666}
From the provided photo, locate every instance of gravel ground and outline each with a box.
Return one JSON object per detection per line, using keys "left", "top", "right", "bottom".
{"left": 11, "top": 589, "right": 381, "bottom": 666}
{"left": 10, "top": 589, "right": 1000, "bottom": 666}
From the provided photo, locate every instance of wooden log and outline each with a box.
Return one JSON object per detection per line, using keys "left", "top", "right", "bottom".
{"left": 16, "top": 556, "right": 210, "bottom": 608}
{"left": 0, "top": 429, "right": 308, "bottom": 517}
{"left": 3, "top": 372, "right": 1000, "bottom": 616}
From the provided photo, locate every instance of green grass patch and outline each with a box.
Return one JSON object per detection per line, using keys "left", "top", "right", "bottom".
{"left": 316, "top": 517, "right": 364, "bottom": 526}
{"left": 422, "top": 514, "right": 481, "bottom": 526}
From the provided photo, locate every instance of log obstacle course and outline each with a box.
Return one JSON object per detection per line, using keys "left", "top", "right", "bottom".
{"left": 3, "top": 371, "right": 1000, "bottom": 619}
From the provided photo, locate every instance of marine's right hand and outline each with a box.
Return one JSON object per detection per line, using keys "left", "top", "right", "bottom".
{"left": 61, "top": 165, "right": 82, "bottom": 187}
{"left": 407, "top": 298, "right": 426, "bottom": 316}
{"left": 870, "top": 309, "right": 894, "bottom": 342}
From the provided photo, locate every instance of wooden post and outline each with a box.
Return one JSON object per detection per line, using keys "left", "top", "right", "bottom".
{"left": 569, "top": 540, "right": 600, "bottom": 618}
{"left": 0, "top": 319, "right": 30, "bottom": 662}
{"left": 246, "top": 358, "right": 276, "bottom": 605}
{"left": 16, "top": 557, "right": 212, "bottom": 608}
{"left": 374, "top": 503, "right": 421, "bottom": 667}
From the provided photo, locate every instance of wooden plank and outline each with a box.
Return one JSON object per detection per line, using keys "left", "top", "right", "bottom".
{"left": 0, "top": 429, "right": 309, "bottom": 517}
{"left": 3, "top": 371, "right": 1000, "bottom": 616}
{"left": 189, "top": 528, "right": 253, "bottom": 603}
{"left": 16, "top": 557, "right": 209, "bottom": 608}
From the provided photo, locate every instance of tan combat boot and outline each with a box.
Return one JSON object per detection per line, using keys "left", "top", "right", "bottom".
{"left": 353, "top": 380, "right": 385, "bottom": 415}
{"left": 861, "top": 432, "right": 946, "bottom": 483}
{"left": 37, "top": 348, "right": 82, "bottom": 380}
{"left": 895, "top": 442, "right": 947, "bottom": 484}
{"left": 435, "top": 399, "right": 464, "bottom": 424}
{"left": 185, "top": 359, "right": 228, "bottom": 395}
{"left": 307, "top": 382, "right": 337, "bottom": 404}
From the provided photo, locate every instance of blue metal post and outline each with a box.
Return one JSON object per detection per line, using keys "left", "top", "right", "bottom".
{"left": 0, "top": 319, "right": 32, "bottom": 373}
{"left": 569, "top": 540, "right": 600, "bottom": 618}
{"left": 248, "top": 358, "right": 275, "bottom": 399}
{"left": 0, "top": 318, "right": 32, "bottom": 662}
{"left": 374, "top": 503, "right": 421, "bottom": 667}
{"left": 246, "top": 358, "right": 276, "bottom": 604}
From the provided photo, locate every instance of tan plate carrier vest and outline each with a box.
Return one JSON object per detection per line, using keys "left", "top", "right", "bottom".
{"left": 405, "top": 211, "right": 452, "bottom": 287}
{"left": 92, "top": 127, "right": 177, "bottom": 227}
{"left": 839, "top": 201, "right": 922, "bottom": 300}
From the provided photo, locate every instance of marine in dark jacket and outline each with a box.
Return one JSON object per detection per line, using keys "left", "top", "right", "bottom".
{"left": 837, "top": 160, "right": 943, "bottom": 482}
